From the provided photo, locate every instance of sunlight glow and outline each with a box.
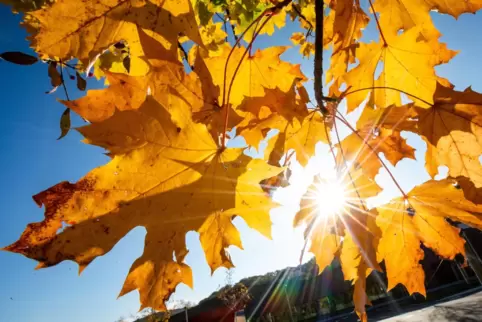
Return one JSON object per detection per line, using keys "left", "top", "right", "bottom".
{"left": 314, "top": 180, "right": 347, "bottom": 217}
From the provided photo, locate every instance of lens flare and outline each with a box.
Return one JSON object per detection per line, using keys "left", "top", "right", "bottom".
{"left": 314, "top": 180, "right": 347, "bottom": 217}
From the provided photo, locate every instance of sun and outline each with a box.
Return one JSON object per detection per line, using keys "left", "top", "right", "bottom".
{"left": 314, "top": 179, "right": 347, "bottom": 217}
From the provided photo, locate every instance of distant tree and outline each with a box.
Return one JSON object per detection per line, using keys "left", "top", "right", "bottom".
{"left": 218, "top": 283, "right": 252, "bottom": 312}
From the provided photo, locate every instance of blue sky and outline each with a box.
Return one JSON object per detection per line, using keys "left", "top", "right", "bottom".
{"left": 1, "top": 3, "right": 482, "bottom": 322}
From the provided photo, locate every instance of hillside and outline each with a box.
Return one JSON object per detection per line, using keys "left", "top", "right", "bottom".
{"left": 139, "top": 228, "right": 482, "bottom": 322}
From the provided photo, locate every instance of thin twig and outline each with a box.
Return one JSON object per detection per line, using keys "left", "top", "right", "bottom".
{"left": 215, "top": 13, "right": 225, "bottom": 22}
{"left": 314, "top": 0, "right": 328, "bottom": 115}
{"left": 220, "top": 0, "right": 293, "bottom": 148}
{"left": 333, "top": 116, "right": 366, "bottom": 209}
{"left": 222, "top": 16, "right": 273, "bottom": 148}
{"left": 58, "top": 61, "right": 80, "bottom": 71}
{"left": 343, "top": 86, "right": 433, "bottom": 107}
{"left": 292, "top": 3, "right": 313, "bottom": 35}
{"left": 367, "top": 0, "right": 388, "bottom": 46}
{"left": 225, "top": 9, "right": 240, "bottom": 47}
{"left": 59, "top": 60, "right": 70, "bottom": 101}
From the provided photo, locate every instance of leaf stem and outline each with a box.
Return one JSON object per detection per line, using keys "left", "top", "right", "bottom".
{"left": 367, "top": 0, "right": 388, "bottom": 46}
{"left": 59, "top": 60, "right": 70, "bottom": 101}
{"left": 56, "top": 60, "right": 80, "bottom": 71}
{"left": 343, "top": 86, "right": 433, "bottom": 106}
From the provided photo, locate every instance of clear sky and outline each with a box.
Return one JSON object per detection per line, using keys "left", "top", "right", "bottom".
{"left": 1, "top": 3, "right": 482, "bottom": 322}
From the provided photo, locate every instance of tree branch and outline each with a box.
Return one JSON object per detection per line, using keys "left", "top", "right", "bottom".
{"left": 314, "top": 0, "right": 328, "bottom": 115}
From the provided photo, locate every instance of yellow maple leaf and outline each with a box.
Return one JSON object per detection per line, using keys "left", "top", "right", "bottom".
{"left": 191, "top": 44, "right": 306, "bottom": 139}
{"left": 340, "top": 210, "right": 381, "bottom": 320}
{"left": 237, "top": 85, "right": 329, "bottom": 166}
{"left": 62, "top": 72, "right": 148, "bottom": 123}
{"left": 336, "top": 126, "right": 415, "bottom": 179}
{"left": 24, "top": 0, "right": 204, "bottom": 65}
{"left": 376, "top": 178, "right": 477, "bottom": 296}
{"left": 4, "top": 95, "right": 281, "bottom": 310}
{"left": 386, "top": 84, "right": 482, "bottom": 188}
{"left": 343, "top": 28, "right": 456, "bottom": 111}
{"left": 203, "top": 45, "right": 306, "bottom": 107}
{"left": 324, "top": 0, "right": 369, "bottom": 87}
{"left": 290, "top": 32, "right": 314, "bottom": 58}
{"left": 416, "top": 85, "right": 482, "bottom": 187}
{"left": 296, "top": 175, "right": 381, "bottom": 319}
{"left": 373, "top": 0, "right": 482, "bottom": 40}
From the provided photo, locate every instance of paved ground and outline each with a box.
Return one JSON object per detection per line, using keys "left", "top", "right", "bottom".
{"left": 380, "top": 290, "right": 482, "bottom": 322}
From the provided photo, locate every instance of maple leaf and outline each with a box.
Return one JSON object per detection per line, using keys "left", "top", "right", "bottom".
{"left": 324, "top": 0, "right": 369, "bottom": 88}
{"left": 24, "top": 0, "right": 204, "bottom": 65}
{"left": 203, "top": 45, "right": 306, "bottom": 107}
{"left": 336, "top": 125, "right": 415, "bottom": 179}
{"left": 414, "top": 85, "right": 482, "bottom": 188}
{"left": 237, "top": 84, "right": 329, "bottom": 166}
{"left": 5, "top": 0, "right": 482, "bottom": 317}
{"left": 191, "top": 44, "right": 306, "bottom": 139}
{"left": 296, "top": 175, "right": 381, "bottom": 319}
{"left": 379, "top": 84, "right": 482, "bottom": 188}
{"left": 340, "top": 210, "right": 381, "bottom": 320}
{"left": 62, "top": 72, "right": 148, "bottom": 123}
{"left": 373, "top": 0, "right": 482, "bottom": 40}
{"left": 343, "top": 28, "right": 456, "bottom": 111}
{"left": 290, "top": 32, "right": 315, "bottom": 58}
{"left": 4, "top": 96, "right": 281, "bottom": 310}
{"left": 376, "top": 178, "right": 480, "bottom": 296}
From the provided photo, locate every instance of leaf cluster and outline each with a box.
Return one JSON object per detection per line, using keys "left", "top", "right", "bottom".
{"left": 2, "top": 0, "right": 482, "bottom": 320}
